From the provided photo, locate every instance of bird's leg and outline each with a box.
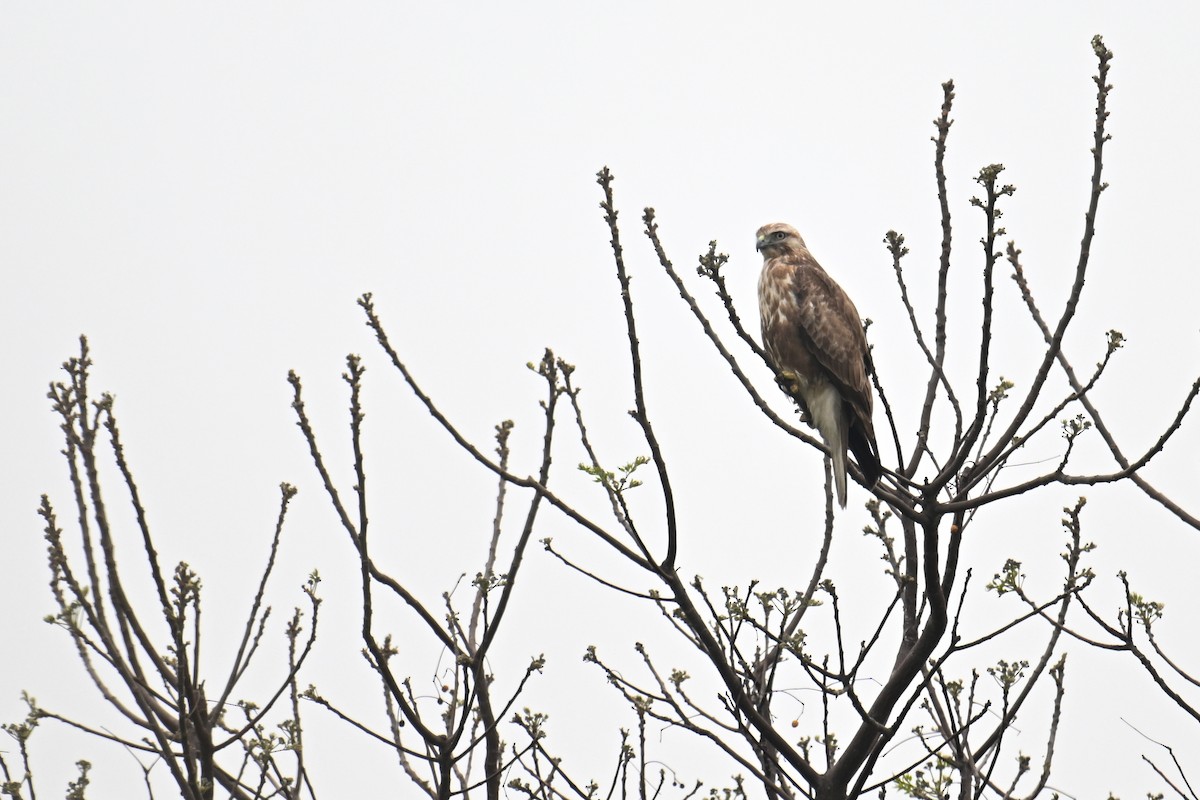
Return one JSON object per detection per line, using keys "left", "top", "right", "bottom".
{"left": 775, "top": 369, "right": 813, "bottom": 425}
{"left": 795, "top": 406, "right": 813, "bottom": 425}
{"left": 775, "top": 368, "right": 802, "bottom": 395}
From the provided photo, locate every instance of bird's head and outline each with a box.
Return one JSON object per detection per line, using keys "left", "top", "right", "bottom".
{"left": 755, "top": 223, "right": 808, "bottom": 257}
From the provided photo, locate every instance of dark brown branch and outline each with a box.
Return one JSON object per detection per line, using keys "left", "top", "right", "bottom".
{"left": 885, "top": 230, "right": 962, "bottom": 466}
{"left": 356, "top": 292, "right": 653, "bottom": 571}
{"left": 938, "top": 163, "right": 1012, "bottom": 494}
{"left": 906, "top": 81, "right": 958, "bottom": 478}
{"left": 561, "top": 366, "right": 653, "bottom": 562}
{"left": 211, "top": 483, "right": 298, "bottom": 725}
{"left": 941, "top": 375, "right": 1199, "bottom": 512}
{"left": 289, "top": 362, "right": 446, "bottom": 745}
{"left": 1008, "top": 244, "right": 1200, "bottom": 530}
{"left": 594, "top": 173, "right": 679, "bottom": 569}
{"left": 968, "top": 36, "right": 1116, "bottom": 490}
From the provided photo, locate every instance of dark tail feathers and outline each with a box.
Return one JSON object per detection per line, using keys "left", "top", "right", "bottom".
{"left": 849, "top": 423, "right": 882, "bottom": 488}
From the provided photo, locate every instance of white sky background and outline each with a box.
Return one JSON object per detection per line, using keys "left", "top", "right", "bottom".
{"left": 2, "top": 3, "right": 1198, "bottom": 798}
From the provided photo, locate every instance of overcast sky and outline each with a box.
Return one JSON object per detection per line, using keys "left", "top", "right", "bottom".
{"left": 2, "top": 4, "right": 1198, "bottom": 798}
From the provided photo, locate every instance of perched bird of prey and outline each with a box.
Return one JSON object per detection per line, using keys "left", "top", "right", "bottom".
{"left": 757, "top": 223, "right": 882, "bottom": 507}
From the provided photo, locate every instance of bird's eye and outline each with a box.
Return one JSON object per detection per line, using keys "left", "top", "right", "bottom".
{"left": 773, "top": 231, "right": 787, "bottom": 240}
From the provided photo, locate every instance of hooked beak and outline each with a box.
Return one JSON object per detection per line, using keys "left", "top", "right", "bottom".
{"left": 755, "top": 236, "right": 766, "bottom": 253}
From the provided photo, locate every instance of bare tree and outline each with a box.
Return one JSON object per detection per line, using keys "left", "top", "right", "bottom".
{"left": 5, "top": 337, "right": 320, "bottom": 800}
{"left": 9, "top": 34, "right": 1197, "bottom": 800}
{"left": 287, "top": 350, "right": 562, "bottom": 800}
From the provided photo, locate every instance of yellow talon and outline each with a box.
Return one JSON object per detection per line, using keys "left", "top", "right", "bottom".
{"left": 776, "top": 369, "right": 802, "bottom": 396}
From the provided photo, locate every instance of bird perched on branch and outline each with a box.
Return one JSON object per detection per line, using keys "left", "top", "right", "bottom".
{"left": 756, "top": 223, "right": 882, "bottom": 507}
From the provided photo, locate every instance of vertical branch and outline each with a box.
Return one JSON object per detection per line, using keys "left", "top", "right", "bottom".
{"left": 286, "top": 607, "right": 308, "bottom": 796}
{"left": 969, "top": 36, "right": 1115, "bottom": 486}
{"left": 36, "top": 342, "right": 317, "bottom": 800}
{"left": 594, "top": 168, "right": 679, "bottom": 569}
{"left": 969, "top": 498, "right": 1086, "bottom": 762}
{"left": 899, "top": 515, "right": 920, "bottom": 659}
{"left": 637, "top": 705, "right": 648, "bottom": 800}
{"left": 885, "top": 231, "right": 961, "bottom": 467}
{"left": 950, "top": 165, "right": 1013, "bottom": 483}
{"left": 450, "top": 350, "right": 562, "bottom": 795}
{"left": 562, "top": 367, "right": 656, "bottom": 562}
{"left": 60, "top": 350, "right": 193, "bottom": 793}
{"left": 290, "top": 363, "right": 446, "bottom": 744}
{"left": 829, "top": 512, "right": 949, "bottom": 793}
{"left": 468, "top": 421, "right": 514, "bottom": 649}
{"left": 474, "top": 349, "right": 561, "bottom": 660}
{"left": 102, "top": 391, "right": 173, "bottom": 626}
{"left": 212, "top": 483, "right": 298, "bottom": 721}
{"left": 172, "top": 564, "right": 201, "bottom": 798}
{"left": 907, "top": 81, "right": 957, "bottom": 477}
{"left": 346, "top": 354, "right": 370, "bottom": 571}
{"left": 81, "top": 396, "right": 166, "bottom": 693}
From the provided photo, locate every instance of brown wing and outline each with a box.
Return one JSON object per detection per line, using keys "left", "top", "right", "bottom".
{"left": 789, "top": 256, "right": 876, "bottom": 442}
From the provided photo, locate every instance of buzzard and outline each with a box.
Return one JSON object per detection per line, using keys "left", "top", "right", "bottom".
{"left": 757, "top": 223, "right": 882, "bottom": 507}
